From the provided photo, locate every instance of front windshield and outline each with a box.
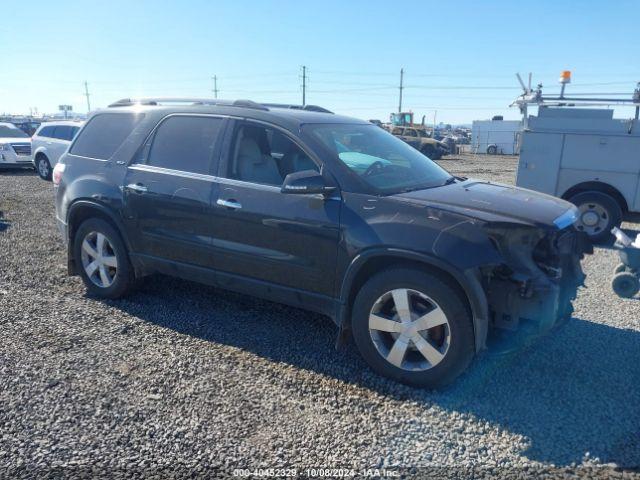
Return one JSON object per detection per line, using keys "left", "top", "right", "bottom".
{"left": 306, "top": 123, "right": 451, "bottom": 193}
{"left": 0, "top": 125, "right": 29, "bottom": 138}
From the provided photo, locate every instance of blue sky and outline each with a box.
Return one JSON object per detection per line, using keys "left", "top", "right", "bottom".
{"left": 1, "top": 0, "right": 638, "bottom": 123}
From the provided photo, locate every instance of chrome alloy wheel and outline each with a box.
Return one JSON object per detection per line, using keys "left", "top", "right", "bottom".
{"left": 368, "top": 288, "right": 451, "bottom": 371}
{"left": 38, "top": 158, "right": 50, "bottom": 178}
{"left": 80, "top": 231, "right": 118, "bottom": 288}
{"left": 576, "top": 202, "right": 609, "bottom": 236}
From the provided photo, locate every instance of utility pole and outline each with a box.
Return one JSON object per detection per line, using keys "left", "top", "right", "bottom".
{"left": 398, "top": 68, "right": 404, "bottom": 113}
{"left": 301, "top": 65, "right": 307, "bottom": 106}
{"left": 84, "top": 81, "right": 91, "bottom": 112}
{"left": 212, "top": 76, "right": 219, "bottom": 99}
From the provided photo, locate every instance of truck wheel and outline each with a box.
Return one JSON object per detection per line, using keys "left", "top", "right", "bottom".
{"left": 611, "top": 272, "right": 640, "bottom": 298}
{"left": 568, "top": 191, "right": 622, "bottom": 244}
{"left": 430, "top": 149, "right": 443, "bottom": 160}
{"left": 73, "top": 218, "right": 134, "bottom": 299}
{"left": 421, "top": 145, "right": 436, "bottom": 159}
{"left": 351, "top": 268, "right": 475, "bottom": 389}
{"left": 486, "top": 145, "right": 497, "bottom": 155}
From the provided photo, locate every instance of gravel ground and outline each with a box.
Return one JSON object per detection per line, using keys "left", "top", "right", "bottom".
{"left": 1, "top": 155, "right": 639, "bottom": 478}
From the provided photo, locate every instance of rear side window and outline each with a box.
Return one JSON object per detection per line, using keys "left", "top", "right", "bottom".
{"left": 70, "top": 113, "right": 144, "bottom": 160}
{"left": 146, "top": 116, "right": 224, "bottom": 174}
{"left": 38, "top": 126, "right": 55, "bottom": 138}
{"left": 70, "top": 126, "right": 80, "bottom": 140}
{"left": 53, "top": 126, "right": 73, "bottom": 141}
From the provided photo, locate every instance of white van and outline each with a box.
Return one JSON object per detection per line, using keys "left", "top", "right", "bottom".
{"left": 31, "top": 121, "right": 83, "bottom": 180}
{"left": 517, "top": 107, "right": 639, "bottom": 243}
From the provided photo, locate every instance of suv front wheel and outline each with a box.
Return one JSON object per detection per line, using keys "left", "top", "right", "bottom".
{"left": 351, "top": 268, "right": 475, "bottom": 388}
{"left": 73, "top": 218, "right": 134, "bottom": 299}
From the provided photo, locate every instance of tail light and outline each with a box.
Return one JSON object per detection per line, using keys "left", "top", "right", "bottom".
{"left": 52, "top": 163, "right": 66, "bottom": 185}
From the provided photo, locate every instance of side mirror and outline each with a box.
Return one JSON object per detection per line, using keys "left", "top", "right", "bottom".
{"left": 281, "top": 170, "right": 336, "bottom": 196}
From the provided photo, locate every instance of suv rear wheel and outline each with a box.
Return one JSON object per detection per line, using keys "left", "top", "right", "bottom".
{"left": 35, "top": 154, "right": 52, "bottom": 181}
{"left": 568, "top": 191, "right": 622, "bottom": 244}
{"left": 351, "top": 268, "right": 475, "bottom": 388}
{"left": 73, "top": 218, "right": 134, "bottom": 298}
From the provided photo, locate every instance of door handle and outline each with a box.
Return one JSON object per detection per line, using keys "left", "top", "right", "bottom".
{"left": 126, "top": 183, "right": 148, "bottom": 193}
{"left": 216, "top": 198, "right": 242, "bottom": 210}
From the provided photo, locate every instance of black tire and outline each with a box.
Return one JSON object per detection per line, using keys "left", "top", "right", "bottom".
{"left": 73, "top": 218, "right": 134, "bottom": 299}
{"left": 420, "top": 145, "right": 436, "bottom": 159}
{"left": 35, "top": 154, "right": 52, "bottom": 181}
{"left": 613, "top": 263, "right": 628, "bottom": 275}
{"left": 611, "top": 272, "right": 640, "bottom": 299}
{"left": 568, "top": 191, "right": 622, "bottom": 244}
{"left": 486, "top": 145, "right": 497, "bottom": 155}
{"left": 351, "top": 268, "right": 475, "bottom": 388}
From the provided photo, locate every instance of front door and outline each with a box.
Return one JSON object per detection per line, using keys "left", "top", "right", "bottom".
{"left": 211, "top": 120, "right": 341, "bottom": 296}
{"left": 122, "top": 114, "right": 227, "bottom": 269}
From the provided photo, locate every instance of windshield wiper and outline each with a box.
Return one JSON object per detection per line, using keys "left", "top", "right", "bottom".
{"left": 398, "top": 184, "right": 438, "bottom": 193}
{"left": 442, "top": 176, "right": 457, "bottom": 186}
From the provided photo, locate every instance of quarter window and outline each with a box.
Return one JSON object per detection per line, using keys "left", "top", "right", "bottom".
{"left": 70, "top": 113, "right": 144, "bottom": 160}
{"left": 146, "top": 116, "right": 224, "bottom": 175}
{"left": 38, "top": 126, "right": 55, "bottom": 138}
{"left": 53, "top": 126, "right": 73, "bottom": 141}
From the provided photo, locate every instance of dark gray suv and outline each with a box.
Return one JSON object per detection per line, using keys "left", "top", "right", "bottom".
{"left": 53, "top": 98, "right": 592, "bottom": 388}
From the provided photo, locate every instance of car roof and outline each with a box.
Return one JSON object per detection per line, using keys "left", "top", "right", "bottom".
{"left": 94, "top": 100, "right": 369, "bottom": 131}
{"left": 38, "top": 120, "right": 84, "bottom": 127}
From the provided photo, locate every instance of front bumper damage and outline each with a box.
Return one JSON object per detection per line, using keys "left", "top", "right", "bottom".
{"left": 482, "top": 224, "right": 593, "bottom": 336}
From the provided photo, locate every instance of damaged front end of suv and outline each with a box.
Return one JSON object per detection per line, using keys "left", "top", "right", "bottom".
{"left": 393, "top": 182, "right": 594, "bottom": 353}
{"left": 478, "top": 210, "right": 593, "bottom": 342}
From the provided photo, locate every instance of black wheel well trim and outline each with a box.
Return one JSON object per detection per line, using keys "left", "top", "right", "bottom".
{"left": 337, "top": 248, "right": 489, "bottom": 352}
{"left": 35, "top": 152, "right": 48, "bottom": 160}
{"left": 561, "top": 181, "right": 628, "bottom": 213}
{"left": 65, "top": 199, "right": 133, "bottom": 274}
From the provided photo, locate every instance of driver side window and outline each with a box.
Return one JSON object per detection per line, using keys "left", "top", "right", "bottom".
{"left": 225, "top": 123, "right": 319, "bottom": 186}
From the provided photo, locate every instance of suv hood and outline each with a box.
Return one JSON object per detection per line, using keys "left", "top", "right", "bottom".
{"left": 0, "top": 137, "right": 30, "bottom": 143}
{"left": 393, "top": 179, "right": 575, "bottom": 228}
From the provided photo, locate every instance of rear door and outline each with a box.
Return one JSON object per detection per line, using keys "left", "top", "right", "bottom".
{"left": 122, "top": 114, "right": 227, "bottom": 269}
{"left": 50, "top": 126, "right": 73, "bottom": 163}
{"left": 210, "top": 120, "right": 341, "bottom": 296}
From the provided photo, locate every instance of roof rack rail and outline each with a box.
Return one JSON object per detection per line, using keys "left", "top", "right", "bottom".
{"left": 261, "top": 103, "right": 334, "bottom": 114}
{"left": 107, "top": 98, "right": 269, "bottom": 111}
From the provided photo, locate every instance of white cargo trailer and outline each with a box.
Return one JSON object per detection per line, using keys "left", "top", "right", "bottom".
{"left": 471, "top": 119, "right": 521, "bottom": 155}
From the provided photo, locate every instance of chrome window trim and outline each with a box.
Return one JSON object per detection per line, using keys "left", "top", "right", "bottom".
{"left": 215, "top": 176, "right": 282, "bottom": 192}
{"left": 127, "top": 163, "right": 218, "bottom": 182}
